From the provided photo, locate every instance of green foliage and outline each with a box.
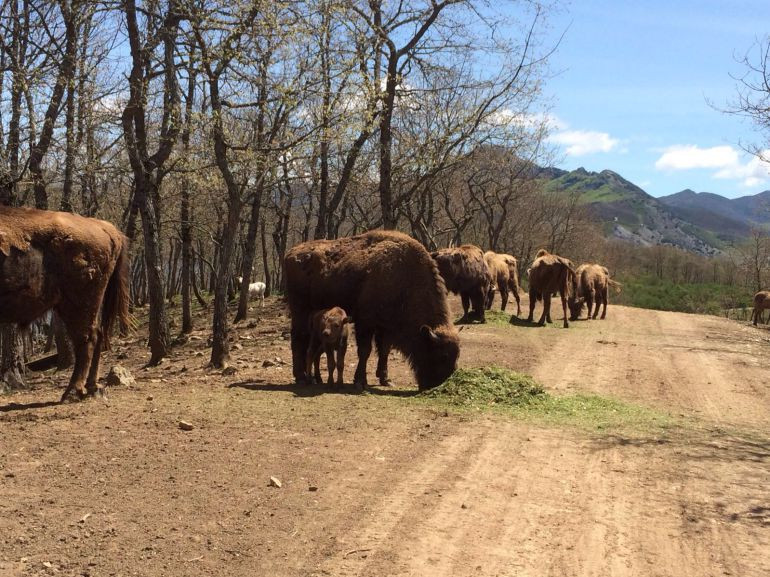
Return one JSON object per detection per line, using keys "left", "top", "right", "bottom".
{"left": 418, "top": 366, "right": 673, "bottom": 433}
{"left": 615, "top": 275, "right": 751, "bottom": 315}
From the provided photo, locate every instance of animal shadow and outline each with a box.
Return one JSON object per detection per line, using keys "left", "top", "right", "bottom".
{"left": 227, "top": 380, "right": 419, "bottom": 398}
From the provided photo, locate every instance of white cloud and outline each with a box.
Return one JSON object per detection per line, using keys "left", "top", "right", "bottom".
{"left": 655, "top": 145, "right": 770, "bottom": 188}
{"left": 654, "top": 145, "right": 739, "bottom": 170}
{"left": 714, "top": 152, "right": 770, "bottom": 187}
{"left": 549, "top": 130, "right": 620, "bottom": 156}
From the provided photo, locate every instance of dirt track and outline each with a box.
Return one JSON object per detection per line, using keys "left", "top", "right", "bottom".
{"left": 1, "top": 297, "right": 768, "bottom": 577}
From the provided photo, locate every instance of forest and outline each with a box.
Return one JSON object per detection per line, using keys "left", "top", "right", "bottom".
{"left": 0, "top": 0, "right": 765, "bottom": 388}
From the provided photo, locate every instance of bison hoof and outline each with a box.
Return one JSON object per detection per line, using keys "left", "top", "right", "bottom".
{"left": 379, "top": 379, "right": 394, "bottom": 387}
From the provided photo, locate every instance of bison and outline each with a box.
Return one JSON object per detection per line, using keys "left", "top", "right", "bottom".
{"left": 306, "top": 306, "right": 351, "bottom": 387}
{"left": 750, "top": 290, "right": 770, "bottom": 326}
{"left": 284, "top": 230, "right": 460, "bottom": 391}
{"left": 568, "top": 264, "right": 622, "bottom": 321}
{"left": 526, "top": 249, "right": 576, "bottom": 328}
{"left": 431, "top": 244, "right": 491, "bottom": 323}
{"left": 484, "top": 251, "right": 522, "bottom": 317}
{"left": 0, "top": 206, "right": 130, "bottom": 401}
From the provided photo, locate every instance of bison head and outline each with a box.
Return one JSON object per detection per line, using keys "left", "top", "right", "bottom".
{"left": 412, "top": 324, "right": 460, "bottom": 390}
{"left": 568, "top": 296, "right": 584, "bottom": 321}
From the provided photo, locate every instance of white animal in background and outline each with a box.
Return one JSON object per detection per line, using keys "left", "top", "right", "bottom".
{"left": 237, "top": 277, "right": 267, "bottom": 307}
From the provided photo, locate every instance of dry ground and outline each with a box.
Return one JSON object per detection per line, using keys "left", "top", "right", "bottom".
{"left": 1, "top": 294, "right": 768, "bottom": 577}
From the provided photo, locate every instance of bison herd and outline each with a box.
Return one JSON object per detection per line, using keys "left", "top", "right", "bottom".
{"left": 285, "top": 230, "right": 622, "bottom": 392}
{"left": 0, "top": 205, "right": 628, "bottom": 400}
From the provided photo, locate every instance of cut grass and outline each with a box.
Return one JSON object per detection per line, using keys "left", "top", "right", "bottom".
{"left": 418, "top": 366, "right": 674, "bottom": 434}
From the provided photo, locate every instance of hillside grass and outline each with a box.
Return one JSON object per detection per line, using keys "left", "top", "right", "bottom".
{"left": 417, "top": 366, "right": 674, "bottom": 434}
{"left": 615, "top": 275, "right": 752, "bottom": 316}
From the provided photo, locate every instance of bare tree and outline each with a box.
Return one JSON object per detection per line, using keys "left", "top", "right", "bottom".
{"left": 121, "top": 0, "right": 183, "bottom": 365}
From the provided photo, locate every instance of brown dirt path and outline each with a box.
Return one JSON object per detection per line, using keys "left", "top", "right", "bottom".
{"left": 0, "top": 296, "right": 768, "bottom": 577}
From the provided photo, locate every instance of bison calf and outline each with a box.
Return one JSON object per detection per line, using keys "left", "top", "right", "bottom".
{"left": 306, "top": 307, "right": 351, "bottom": 387}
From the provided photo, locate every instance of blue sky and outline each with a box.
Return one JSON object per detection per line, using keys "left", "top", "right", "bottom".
{"left": 542, "top": 0, "right": 770, "bottom": 198}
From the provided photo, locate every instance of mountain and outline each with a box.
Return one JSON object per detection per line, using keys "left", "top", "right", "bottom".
{"left": 657, "top": 189, "right": 770, "bottom": 244}
{"left": 542, "top": 167, "right": 722, "bottom": 256}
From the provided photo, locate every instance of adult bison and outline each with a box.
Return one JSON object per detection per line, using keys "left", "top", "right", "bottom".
{"left": 284, "top": 230, "right": 460, "bottom": 390}
{"left": 750, "top": 290, "right": 770, "bottom": 326}
{"left": 568, "top": 264, "right": 622, "bottom": 321}
{"left": 484, "top": 251, "right": 521, "bottom": 317}
{"left": 0, "top": 206, "right": 130, "bottom": 401}
{"left": 430, "top": 244, "right": 491, "bottom": 323}
{"left": 526, "top": 249, "right": 576, "bottom": 328}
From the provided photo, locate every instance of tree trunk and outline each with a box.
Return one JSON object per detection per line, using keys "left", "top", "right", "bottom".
{"left": 1, "top": 325, "right": 25, "bottom": 391}
{"left": 234, "top": 182, "right": 264, "bottom": 322}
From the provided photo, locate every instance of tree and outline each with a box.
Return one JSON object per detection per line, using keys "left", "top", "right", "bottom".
{"left": 729, "top": 36, "right": 770, "bottom": 164}
{"left": 121, "top": 0, "right": 183, "bottom": 365}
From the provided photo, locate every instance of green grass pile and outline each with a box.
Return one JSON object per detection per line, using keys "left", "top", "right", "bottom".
{"left": 420, "top": 366, "right": 546, "bottom": 408}
{"left": 419, "top": 366, "right": 674, "bottom": 433}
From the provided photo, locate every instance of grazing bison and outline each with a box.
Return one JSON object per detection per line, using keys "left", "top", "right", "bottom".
{"left": 526, "top": 249, "right": 576, "bottom": 328}
{"left": 430, "top": 244, "right": 491, "bottom": 323}
{"left": 750, "top": 290, "right": 770, "bottom": 326}
{"left": 0, "top": 206, "right": 130, "bottom": 401}
{"left": 484, "top": 251, "right": 522, "bottom": 317}
{"left": 568, "top": 264, "right": 622, "bottom": 321}
{"left": 306, "top": 306, "right": 351, "bottom": 387}
{"left": 285, "top": 230, "right": 460, "bottom": 390}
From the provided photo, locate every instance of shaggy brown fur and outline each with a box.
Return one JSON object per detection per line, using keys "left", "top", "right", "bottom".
{"left": 285, "top": 230, "right": 460, "bottom": 390}
{"left": 750, "top": 290, "right": 770, "bottom": 326}
{"left": 568, "top": 264, "right": 622, "bottom": 321}
{"left": 0, "top": 206, "right": 130, "bottom": 400}
{"left": 306, "top": 307, "right": 351, "bottom": 387}
{"left": 431, "top": 244, "right": 491, "bottom": 323}
{"left": 484, "top": 251, "right": 521, "bottom": 317}
{"left": 526, "top": 249, "right": 576, "bottom": 328}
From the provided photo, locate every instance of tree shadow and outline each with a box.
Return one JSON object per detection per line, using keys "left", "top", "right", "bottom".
{"left": 0, "top": 399, "right": 60, "bottom": 413}
{"left": 454, "top": 315, "right": 486, "bottom": 326}
{"left": 508, "top": 316, "right": 544, "bottom": 328}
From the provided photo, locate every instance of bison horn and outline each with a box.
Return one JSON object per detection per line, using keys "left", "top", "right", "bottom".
{"left": 420, "top": 325, "right": 439, "bottom": 343}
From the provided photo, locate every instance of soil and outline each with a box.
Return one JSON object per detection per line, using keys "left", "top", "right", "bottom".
{"left": 1, "top": 295, "right": 768, "bottom": 577}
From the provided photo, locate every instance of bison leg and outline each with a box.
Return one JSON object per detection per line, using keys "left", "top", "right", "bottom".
{"left": 511, "top": 287, "right": 521, "bottom": 317}
{"left": 292, "top": 314, "right": 312, "bottom": 385}
{"left": 471, "top": 288, "right": 486, "bottom": 323}
{"left": 60, "top": 329, "right": 96, "bottom": 402}
{"left": 460, "top": 292, "right": 471, "bottom": 318}
{"left": 586, "top": 296, "right": 594, "bottom": 319}
{"left": 560, "top": 290, "right": 570, "bottom": 328}
{"left": 600, "top": 288, "right": 608, "bottom": 319}
{"left": 485, "top": 286, "right": 495, "bottom": 310}
{"left": 527, "top": 289, "right": 537, "bottom": 323}
{"left": 353, "top": 328, "right": 373, "bottom": 390}
{"left": 375, "top": 331, "right": 394, "bottom": 386}
{"left": 85, "top": 327, "right": 105, "bottom": 396}
{"left": 500, "top": 287, "right": 509, "bottom": 312}
{"left": 324, "top": 344, "right": 336, "bottom": 387}
{"left": 336, "top": 336, "right": 347, "bottom": 387}
{"left": 538, "top": 293, "right": 550, "bottom": 326}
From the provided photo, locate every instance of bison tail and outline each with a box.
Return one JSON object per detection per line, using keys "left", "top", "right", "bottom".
{"left": 607, "top": 278, "right": 623, "bottom": 294}
{"left": 101, "top": 234, "right": 133, "bottom": 350}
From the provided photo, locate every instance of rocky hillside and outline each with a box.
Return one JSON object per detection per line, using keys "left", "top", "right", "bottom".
{"left": 543, "top": 167, "right": 723, "bottom": 256}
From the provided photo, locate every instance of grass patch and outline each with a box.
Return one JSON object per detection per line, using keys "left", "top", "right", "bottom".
{"left": 419, "top": 366, "right": 674, "bottom": 433}
{"left": 453, "top": 309, "right": 515, "bottom": 326}
{"left": 615, "top": 275, "right": 751, "bottom": 316}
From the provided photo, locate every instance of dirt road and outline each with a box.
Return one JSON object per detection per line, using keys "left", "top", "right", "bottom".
{"left": 0, "top": 298, "right": 768, "bottom": 577}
